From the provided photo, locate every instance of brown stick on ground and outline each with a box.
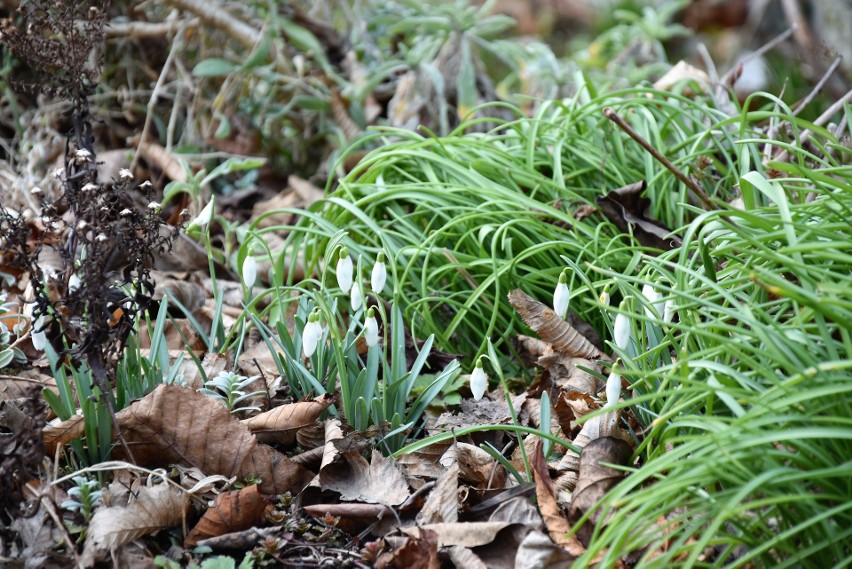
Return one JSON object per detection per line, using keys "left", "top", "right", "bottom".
{"left": 603, "top": 107, "right": 715, "bottom": 211}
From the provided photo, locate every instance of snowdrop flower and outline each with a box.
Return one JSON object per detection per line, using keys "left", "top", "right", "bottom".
{"left": 242, "top": 255, "right": 257, "bottom": 288}
{"left": 663, "top": 299, "right": 675, "bottom": 324}
{"left": 364, "top": 308, "right": 379, "bottom": 347}
{"left": 303, "top": 311, "right": 322, "bottom": 358}
{"left": 613, "top": 300, "right": 631, "bottom": 351}
{"left": 371, "top": 251, "right": 387, "bottom": 294}
{"left": 187, "top": 198, "right": 215, "bottom": 231}
{"left": 30, "top": 315, "right": 46, "bottom": 351}
{"left": 553, "top": 270, "right": 569, "bottom": 320}
{"left": 68, "top": 274, "right": 81, "bottom": 292}
{"left": 605, "top": 370, "right": 622, "bottom": 408}
{"left": 599, "top": 287, "right": 611, "bottom": 307}
{"left": 336, "top": 247, "right": 353, "bottom": 293}
{"left": 119, "top": 168, "right": 133, "bottom": 180}
{"left": 470, "top": 358, "right": 488, "bottom": 401}
{"left": 641, "top": 283, "right": 664, "bottom": 319}
{"left": 351, "top": 281, "right": 363, "bottom": 312}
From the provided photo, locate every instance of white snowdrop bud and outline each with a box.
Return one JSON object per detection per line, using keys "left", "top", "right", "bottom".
{"left": 336, "top": 248, "right": 353, "bottom": 293}
{"left": 303, "top": 311, "right": 322, "bottom": 358}
{"left": 613, "top": 301, "right": 631, "bottom": 351}
{"left": 364, "top": 308, "right": 379, "bottom": 347}
{"left": 470, "top": 358, "right": 488, "bottom": 401}
{"left": 605, "top": 370, "right": 622, "bottom": 408}
{"left": 553, "top": 270, "right": 569, "bottom": 319}
{"left": 642, "top": 283, "right": 664, "bottom": 319}
{"left": 371, "top": 251, "right": 387, "bottom": 294}
{"left": 242, "top": 255, "right": 257, "bottom": 288}
{"left": 351, "top": 282, "right": 363, "bottom": 312}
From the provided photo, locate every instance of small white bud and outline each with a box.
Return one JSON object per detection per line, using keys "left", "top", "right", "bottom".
{"left": 119, "top": 208, "right": 132, "bottom": 216}
{"left": 336, "top": 248, "right": 353, "bottom": 293}
{"left": 302, "top": 311, "right": 322, "bottom": 358}
{"left": 365, "top": 308, "right": 379, "bottom": 347}
{"left": 96, "top": 233, "right": 108, "bottom": 242}
{"left": 599, "top": 289, "right": 611, "bottom": 306}
{"left": 31, "top": 315, "right": 46, "bottom": 350}
{"left": 663, "top": 299, "right": 675, "bottom": 324}
{"left": 119, "top": 168, "right": 133, "bottom": 180}
{"left": 371, "top": 251, "right": 387, "bottom": 294}
{"left": 613, "top": 305, "right": 631, "bottom": 351}
{"left": 140, "top": 180, "right": 153, "bottom": 189}
{"left": 68, "top": 274, "right": 81, "bottom": 292}
{"left": 188, "top": 199, "right": 214, "bottom": 230}
{"left": 605, "top": 371, "right": 622, "bottom": 408}
{"left": 351, "top": 282, "right": 363, "bottom": 312}
{"left": 147, "top": 201, "right": 160, "bottom": 210}
{"left": 52, "top": 168, "right": 65, "bottom": 179}
{"left": 76, "top": 220, "right": 88, "bottom": 230}
{"left": 82, "top": 183, "right": 98, "bottom": 192}
{"left": 30, "top": 186, "right": 42, "bottom": 195}
{"left": 75, "top": 149, "right": 92, "bottom": 162}
{"left": 470, "top": 358, "right": 488, "bottom": 401}
{"left": 242, "top": 255, "right": 257, "bottom": 288}
{"left": 642, "top": 283, "right": 664, "bottom": 319}
{"left": 553, "top": 270, "right": 569, "bottom": 319}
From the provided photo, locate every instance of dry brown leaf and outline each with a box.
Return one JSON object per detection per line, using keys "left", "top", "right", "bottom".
{"left": 396, "top": 440, "right": 452, "bottom": 480}
{"left": 81, "top": 482, "right": 189, "bottom": 564}
{"left": 531, "top": 441, "right": 585, "bottom": 557}
{"left": 43, "top": 414, "right": 86, "bottom": 456}
{"left": 508, "top": 290, "right": 603, "bottom": 359}
{"left": 184, "top": 484, "right": 270, "bottom": 547}
{"left": 400, "top": 522, "right": 512, "bottom": 548}
{"left": 441, "top": 442, "right": 506, "bottom": 489}
{"left": 416, "top": 461, "right": 459, "bottom": 524}
{"left": 568, "top": 436, "right": 633, "bottom": 546}
{"left": 320, "top": 449, "right": 410, "bottom": 506}
{"left": 446, "top": 546, "right": 488, "bottom": 569}
{"left": 377, "top": 527, "right": 440, "bottom": 569}
{"left": 653, "top": 60, "right": 711, "bottom": 93}
{"left": 237, "top": 442, "right": 314, "bottom": 496}
{"left": 241, "top": 393, "right": 333, "bottom": 445}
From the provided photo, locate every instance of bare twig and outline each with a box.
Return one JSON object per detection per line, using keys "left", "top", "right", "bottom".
{"left": 164, "top": 0, "right": 260, "bottom": 49}
{"left": 773, "top": 87, "right": 852, "bottom": 164}
{"left": 793, "top": 57, "right": 844, "bottom": 116}
{"left": 602, "top": 108, "right": 715, "bottom": 211}
{"left": 719, "top": 26, "right": 795, "bottom": 87}
{"left": 104, "top": 18, "right": 198, "bottom": 38}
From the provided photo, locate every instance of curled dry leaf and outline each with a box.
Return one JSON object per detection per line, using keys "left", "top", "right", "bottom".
{"left": 241, "top": 393, "right": 333, "bottom": 446}
{"left": 81, "top": 482, "right": 188, "bottom": 564}
{"left": 531, "top": 441, "right": 585, "bottom": 558}
{"left": 185, "top": 484, "right": 270, "bottom": 547}
{"left": 377, "top": 526, "right": 440, "bottom": 569}
{"left": 568, "top": 436, "right": 633, "bottom": 546}
{"left": 508, "top": 290, "right": 603, "bottom": 359}
{"left": 595, "top": 180, "right": 682, "bottom": 252}
{"left": 441, "top": 442, "right": 506, "bottom": 489}
{"left": 416, "top": 461, "right": 459, "bottom": 525}
{"left": 400, "top": 522, "right": 513, "bottom": 549}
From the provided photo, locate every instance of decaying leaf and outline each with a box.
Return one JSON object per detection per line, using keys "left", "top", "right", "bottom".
{"left": 400, "top": 522, "right": 513, "bottom": 548}
{"left": 377, "top": 526, "right": 440, "bottom": 569}
{"left": 320, "top": 449, "right": 410, "bottom": 506}
{"left": 417, "top": 461, "right": 459, "bottom": 524}
{"left": 81, "top": 482, "right": 189, "bottom": 564}
{"left": 185, "top": 484, "right": 270, "bottom": 547}
{"left": 441, "top": 442, "right": 506, "bottom": 489}
{"left": 568, "top": 436, "right": 633, "bottom": 545}
{"left": 508, "top": 290, "right": 603, "bottom": 359}
{"left": 241, "top": 393, "right": 333, "bottom": 445}
{"left": 531, "top": 441, "right": 585, "bottom": 557}
{"left": 595, "top": 180, "right": 682, "bottom": 251}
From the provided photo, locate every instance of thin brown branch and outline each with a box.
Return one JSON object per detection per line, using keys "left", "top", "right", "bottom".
{"left": 602, "top": 108, "right": 715, "bottom": 211}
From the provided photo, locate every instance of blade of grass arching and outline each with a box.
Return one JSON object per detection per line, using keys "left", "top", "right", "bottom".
{"left": 481, "top": 441, "right": 525, "bottom": 486}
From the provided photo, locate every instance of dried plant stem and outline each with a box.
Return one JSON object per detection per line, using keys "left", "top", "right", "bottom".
{"left": 603, "top": 108, "right": 714, "bottom": 211}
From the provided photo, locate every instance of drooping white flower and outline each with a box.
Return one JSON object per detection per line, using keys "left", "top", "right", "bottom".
{"left": 303, "top": 311, "right": 322, "bottom": 358}
{"left": 351, "top": 281, "right": 363, "bottom": 312}
{"left": 371, "top": 251, "right": 387, "bottom": 294}
{"left": 242, "top": 255, "right": 257, "bottom": 288}
{"left": 188, "top": 198, "right": 215, "bottom": 230}
{"left": 613, "top": 301, "right": 631, "bottom": 351}
{"left": 553, "top": 270, "right": 569, "bottom": 320}
{"left": 470, "top": 358, "right": 488, "bottom": 401}
{"left": 336, "top": 248, "right": 353, "bottom": 292}
{"left": 599, "top": 288, "right": 611, "bottom": 307}
{"left": 364, "top": 308, "right": 379, "bottom": 347}
{"left": 605, "top": 370, "right": 622, "bottom": 408}
{"left": 30, "top": 315, "right": 46, "bottom": 351}
{"left": 663, "top": 299, "right": 675, "bottom": 324}
{"left": 642, "top": 283, "right": 664, "bottom": 319}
